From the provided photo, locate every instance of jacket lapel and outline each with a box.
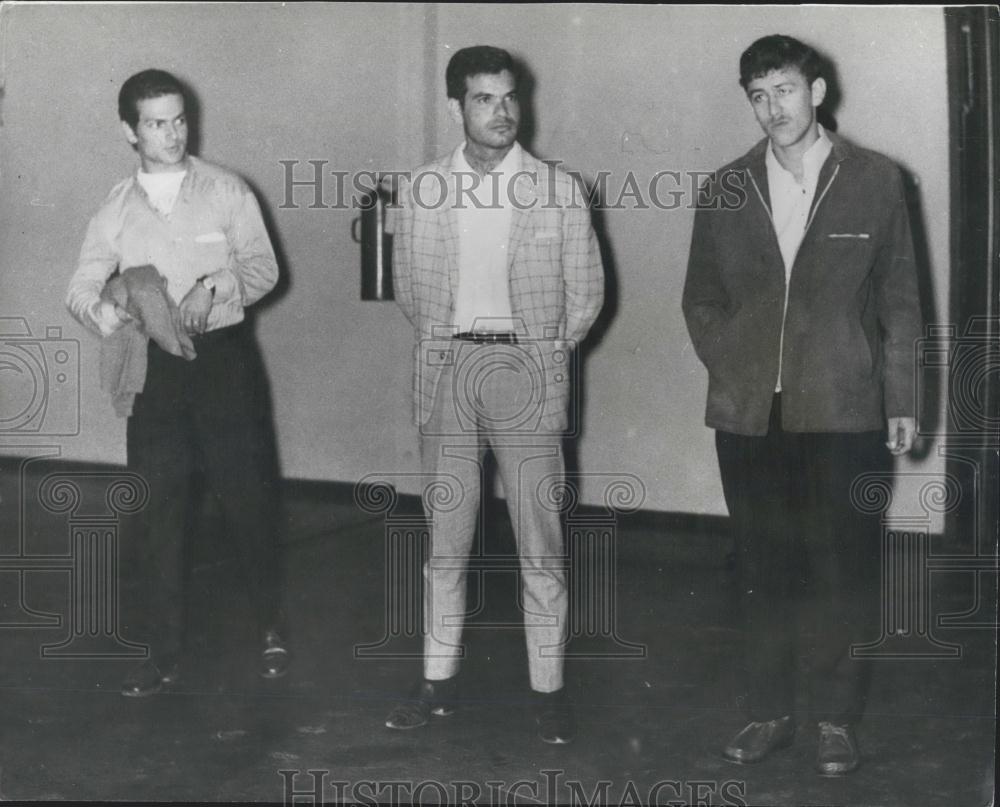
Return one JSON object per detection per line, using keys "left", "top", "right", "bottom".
{"left": 438, "top": 161, "right": 461, "bottom": 294}
{"left": 740, "top": 140, "right": 785, "bottom": 284}
{"left": 745, "top": 138, "right": 772, "bottom": 216}
{"left": 507, "top": 153, "right": 538, "bottom": 272}
{"left": 806, "top": 131, "right": 848, "bottom": 222}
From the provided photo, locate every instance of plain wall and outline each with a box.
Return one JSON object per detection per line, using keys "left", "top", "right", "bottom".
{"left": 0, "top": 4, "right": 950, "bottom": 524}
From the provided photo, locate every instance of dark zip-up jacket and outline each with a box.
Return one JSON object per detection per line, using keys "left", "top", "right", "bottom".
{"left": 683, "top": 131, "right": 922, "bottom": 436}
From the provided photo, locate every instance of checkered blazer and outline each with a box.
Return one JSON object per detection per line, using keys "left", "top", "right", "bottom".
{"left": 389, "top": 149, "right": 604, "bottom": 431}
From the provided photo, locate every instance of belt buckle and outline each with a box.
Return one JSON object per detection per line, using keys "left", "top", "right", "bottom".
{"left": 454, "top": 331, "right": 517, "bottom": 345}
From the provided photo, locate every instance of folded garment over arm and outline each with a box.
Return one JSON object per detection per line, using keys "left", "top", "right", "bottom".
{"left": 99, "top": 265, "right": 196, "bottom": 417}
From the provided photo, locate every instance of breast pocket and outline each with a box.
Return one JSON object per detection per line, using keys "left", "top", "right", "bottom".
{"left": 523, "top": 229, "right": 562, "bottom": 266}
{"left": 192, "top": 231, "right": 231, "bottom": 272}
{"left": 824, "top": 232, "right": 875, "bottom": 279}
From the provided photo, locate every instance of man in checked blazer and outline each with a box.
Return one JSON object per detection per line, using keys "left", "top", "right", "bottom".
{"left": 384, "top": 45, "right": 604, "bottom": 744}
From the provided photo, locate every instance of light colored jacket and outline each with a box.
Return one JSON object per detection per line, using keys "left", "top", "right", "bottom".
{"left": 67, "top": 156, "right": 277, "bottom": 337}
{"left": 390, "top": 149, "right": 604, "bottom": 432}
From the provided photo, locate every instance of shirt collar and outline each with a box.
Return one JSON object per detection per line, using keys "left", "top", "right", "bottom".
{"left": 452, "top": 141, "right": 522, "bottom": 179}
{"left": 766, "top": 124, "right": 831, "bottom": 186}
{"left": 132, "top": 155, "right": 196, "bottom": 202}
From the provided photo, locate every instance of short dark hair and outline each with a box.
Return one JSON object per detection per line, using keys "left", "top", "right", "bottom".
{"left": 118, "top": 69, "right": 186, "bottom": 127}
{"left": 739, "top": 34, "right": 823, "bottom": 90}
{"left": 445, "top": 46, "right": 516, "bottom": 103}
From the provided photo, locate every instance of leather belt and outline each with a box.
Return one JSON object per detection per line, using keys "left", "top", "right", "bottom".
{"left": 453, "top": 331, "right": 519, "bottom": 344}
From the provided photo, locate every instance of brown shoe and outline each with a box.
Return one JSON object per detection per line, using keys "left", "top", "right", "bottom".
{"left": 721, "top": 716, "right": 795, "bottom": 763}
{"left": 384, "top": 678, "right": 456, "bottom": 730}
{"left": 816, "top": 721, "right": 860, "bottom": 776}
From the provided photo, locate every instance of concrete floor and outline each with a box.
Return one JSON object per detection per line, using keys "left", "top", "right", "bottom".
{"left": 0, "top": 460, "right": 995, "bottom": 805}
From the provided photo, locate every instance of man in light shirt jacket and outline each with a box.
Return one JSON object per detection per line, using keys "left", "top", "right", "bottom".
{"left": 683, "top": 35, "right": 923, "bottom": 776}
{"left": 384, "top": 46, "right": 604, "bottom": 744}
{"left": 66, "top": 69, "right": 289, "bottom": 697}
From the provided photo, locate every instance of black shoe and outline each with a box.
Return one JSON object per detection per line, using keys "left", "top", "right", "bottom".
{"left": 121, "top": 658, "right": 180, "bottom": 698}
{"left": 721, "top": 715, "right": 795, "bottom": 764}
{"left": 816, "top": 721, "right": 860, "bottom": 776}
{"left": 385, "top": 678, "right": 456, "bottom": 730}
{"left": 534, "top": 689, "right": 576, "bottom": 745}
{"left": 258, "top": 629, "right": 291, "bottom": 680}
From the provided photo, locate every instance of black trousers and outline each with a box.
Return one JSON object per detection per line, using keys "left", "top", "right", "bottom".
{"left": 126, "top": 321, "right": 282, "bottom": 659}
{"left": 716, "top": 394, "right": 888, "bottom": 725}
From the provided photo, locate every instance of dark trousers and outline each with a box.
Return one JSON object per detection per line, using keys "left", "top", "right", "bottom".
{"left": 715, "top": 394, "right": 888, "bottom": 725}
{"left": 126, "top": 321, "right": 282, "bottom": 659}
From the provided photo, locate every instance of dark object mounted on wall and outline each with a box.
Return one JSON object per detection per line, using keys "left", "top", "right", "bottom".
{"left": 353, "top": 183, "right": 394, "bottom": 301}
{"left": 944, "top": 6, "right": 999, "bottom": 551}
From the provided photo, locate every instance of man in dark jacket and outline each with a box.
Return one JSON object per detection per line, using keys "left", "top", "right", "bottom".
{"left": 683, "top": 35, "right": 922, "bottom": 776}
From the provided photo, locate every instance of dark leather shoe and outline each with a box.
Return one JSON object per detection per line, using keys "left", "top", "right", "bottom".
{"left": 722, "top": 715, "right": 795, "bottom": 763}
{"left": 535, "top": 689, "right": 576, "bottom": 745}
{"left": 816, "top": 721, "right": 860, "bottom": 776}
{"left": 385, "top": 678, "right": 456, "bottom": 730}
{"left": 121, "top": 658, "right": 179, "bottom": 698}
{"left": 258, "top": 629, "right": 291, "bottom": 679}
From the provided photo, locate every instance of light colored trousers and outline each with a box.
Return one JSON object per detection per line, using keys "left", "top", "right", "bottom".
{"left": 419, "top": 344, "right": 568, "bottom": 692}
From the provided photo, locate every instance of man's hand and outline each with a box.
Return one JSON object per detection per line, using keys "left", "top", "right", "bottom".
{"left": 886, "top": 416, "right": 916, "bottom": 456}
{"left": 179, "top": 281, "right": 213, "bottom": 334}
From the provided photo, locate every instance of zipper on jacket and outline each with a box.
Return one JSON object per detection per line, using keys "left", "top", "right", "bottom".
{"left": 746, "top": 162, "right": 841, "bottom": 392}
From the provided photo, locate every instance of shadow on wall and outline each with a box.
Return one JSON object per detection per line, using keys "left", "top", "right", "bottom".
{"left": 819, "top": 34, "right": 939, "bottom": 457}
{"left": 900, "top": 163, "right": 941, "bottom": 460}
{"left": 815, "top": 48, "right": 842, "bottom": 133}
{"left": 164, "top": 71, "right": 293, "bottom": 314}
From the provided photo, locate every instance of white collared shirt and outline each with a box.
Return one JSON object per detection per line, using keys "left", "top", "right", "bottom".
{"left": 451, "top": 141, "right": 520, "bottom": 333}
{"left": 766, "top": 126, "right": 832, "bottom": 393}
{"left": 765, "top": 126, "right": 832, "bottom": 279}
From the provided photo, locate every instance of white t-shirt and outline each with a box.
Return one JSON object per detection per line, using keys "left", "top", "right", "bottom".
{"left": 136, "top": 170, "right": 187, "bottom": 216}
{"left": 451, "top": 142, "right": 519, "bottom": 333}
